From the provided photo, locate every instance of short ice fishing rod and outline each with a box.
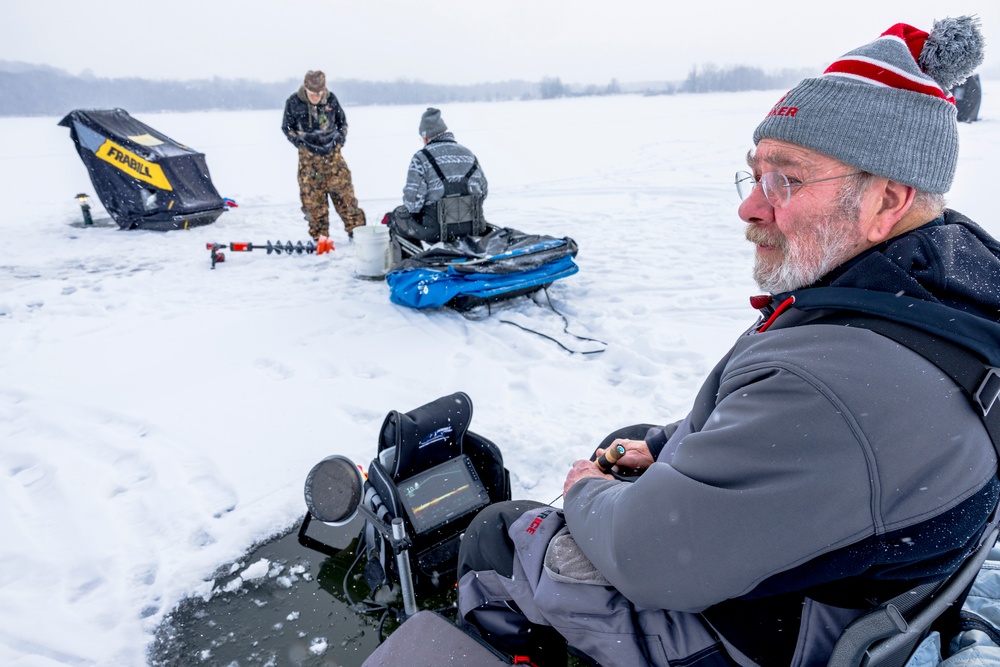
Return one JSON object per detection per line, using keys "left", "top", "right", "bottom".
{"left": 207, "top": 236, "right": 335, "bottom": 269}
{"left": 596, "top": 444, "right": 627, "bottom": 473}
{"left": 549, "top": 444, "right": 626, "bottom": 505}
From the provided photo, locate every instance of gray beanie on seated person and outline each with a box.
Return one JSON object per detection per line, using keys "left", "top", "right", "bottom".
{"left": 419, "top": 108, "right": 448, "bottom": 139}
{"left": 753, "top": 16, "right": 984, "bottom": 194}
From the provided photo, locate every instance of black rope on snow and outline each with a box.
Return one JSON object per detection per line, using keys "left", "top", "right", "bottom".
{"left": 455, "top": 289, "right": 608, "bottom": 354}
{"left": 457, "top": 300, "right": 495, "bottom": 322}
{"left": 535, "top": 288, "right": 609, "bottom": 352}
{"left": 499, "top": 318, "right": 605, "bottom": 355}
{"left": 486, "top": 288, "right": 609, "bottom": 355}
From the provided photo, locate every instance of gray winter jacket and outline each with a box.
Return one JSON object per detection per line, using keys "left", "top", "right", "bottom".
{"left": 459, "top": 211, "right": 1000, "bottom": 667}
{"left": 402, "top": 133, "right": 487, "bottom": 215}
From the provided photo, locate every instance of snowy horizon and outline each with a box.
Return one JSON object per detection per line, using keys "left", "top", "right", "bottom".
{"left": 2, "top": 83, "right": 999, "bottom": 665}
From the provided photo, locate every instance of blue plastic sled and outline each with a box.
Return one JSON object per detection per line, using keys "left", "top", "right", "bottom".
{"left": 386, "top": 228, "right": 579, "bottom": 311}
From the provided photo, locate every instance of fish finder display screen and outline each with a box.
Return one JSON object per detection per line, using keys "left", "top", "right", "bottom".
{"left": 398, "top": 455, "right": 491, "bottom": 535}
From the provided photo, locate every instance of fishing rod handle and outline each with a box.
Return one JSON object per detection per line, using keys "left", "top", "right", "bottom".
{"left": 596, "top": 444, "right": 626, "bottom": 472}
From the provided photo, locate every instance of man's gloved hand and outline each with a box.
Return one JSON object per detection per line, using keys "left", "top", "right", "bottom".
{"left": 304, "top": 129, "right": 343, "bottom": 152}
{"left": 328, "top": 130, "right": 345, "bottom": 147}
{"left": 285, "top": 131, "right": 306, "bottom": 148}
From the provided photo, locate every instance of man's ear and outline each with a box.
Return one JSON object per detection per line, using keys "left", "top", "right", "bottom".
{"left": 866, "top": 179, "right": 917, "bottom": 243}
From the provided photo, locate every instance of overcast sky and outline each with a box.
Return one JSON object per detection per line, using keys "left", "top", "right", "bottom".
{"left": 2, "top": 0, "right": 998, "bottom": 85}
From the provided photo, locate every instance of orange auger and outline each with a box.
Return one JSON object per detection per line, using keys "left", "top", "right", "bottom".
{"left": 207, "top": 236, "right": 334, "bottom": 268}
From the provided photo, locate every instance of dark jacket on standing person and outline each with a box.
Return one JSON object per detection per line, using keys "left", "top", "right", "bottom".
{"left": 281, "top": 86, "right": 348, "bottom": 156}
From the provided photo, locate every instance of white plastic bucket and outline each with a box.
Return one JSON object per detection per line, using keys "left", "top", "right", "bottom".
{"left": 354, "top": 224, "right": 391, "bottom": 278}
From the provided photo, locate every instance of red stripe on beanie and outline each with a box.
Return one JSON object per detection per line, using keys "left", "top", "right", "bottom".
{"left": 881, "top": 23, "right": 929, "bottom": 63}
{"left": 824, "top": 59, "right": 954, "bottom": 102}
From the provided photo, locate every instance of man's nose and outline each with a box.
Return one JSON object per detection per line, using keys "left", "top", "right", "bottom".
{"left": 738, "top": 182, "right": 775, "bottom": 224}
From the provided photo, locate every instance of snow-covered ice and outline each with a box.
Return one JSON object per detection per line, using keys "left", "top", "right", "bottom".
{"left": 1, "top": 86, "right": 998, "bottom": 665}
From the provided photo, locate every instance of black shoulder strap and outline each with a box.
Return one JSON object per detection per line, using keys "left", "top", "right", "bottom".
{"left": 420, "top": 149, "right": 478, "bottom": 196}
{"left": 463, "top": 158, "right": 479, "bottom": 181}
{"left": 420, "top": 148, "right": 447, "bottom": 182}
{"left": 819, "top": 313, "right": 1000, "bottom": 457}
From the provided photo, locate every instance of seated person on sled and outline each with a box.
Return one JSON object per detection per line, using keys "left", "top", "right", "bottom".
{"left": 385, "top": 107, "right": 489, "bottom": 244}
{"left": 455, "top": 16, "right": 1000, "bottom": 667}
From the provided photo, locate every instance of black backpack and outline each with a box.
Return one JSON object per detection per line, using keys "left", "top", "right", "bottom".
{"left": 420, "top": 148, "right": 486, "bottom": 242}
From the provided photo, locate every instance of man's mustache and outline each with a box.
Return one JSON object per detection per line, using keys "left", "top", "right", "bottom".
{"left": 745, "top": 225, "right": 789, "bottom": 252}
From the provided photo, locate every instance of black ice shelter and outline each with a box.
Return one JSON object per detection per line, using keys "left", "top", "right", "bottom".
{"left": 955, "top": 74, "right": 982, "bottom": 123}
{"left": 59, "top": 108, "right": 227, "bottom": 230}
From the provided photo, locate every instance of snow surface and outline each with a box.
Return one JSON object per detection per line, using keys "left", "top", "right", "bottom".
{"left": 1, "top": 87, "right": 999, "bottom": 666}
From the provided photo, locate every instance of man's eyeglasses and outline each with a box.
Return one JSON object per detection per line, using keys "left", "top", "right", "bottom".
{"left": 735, "top": 170, "right": 863, "bottom": 208}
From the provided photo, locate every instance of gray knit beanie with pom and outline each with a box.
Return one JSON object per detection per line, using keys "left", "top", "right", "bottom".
{"left": 754, "top": 16, "right": 985, "bottom": 193}
{"left": 419, "top": 108, "right": 448, "bottom": 139}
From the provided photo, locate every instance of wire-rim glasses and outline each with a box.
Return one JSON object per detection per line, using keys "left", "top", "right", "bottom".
{"left": 735, "top": 170, "right": 864, "bottom": 208}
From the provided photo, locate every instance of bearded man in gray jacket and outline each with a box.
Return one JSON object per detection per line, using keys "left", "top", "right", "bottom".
{"left": 457, "top": 16, "right": 1000, "bottom": 667}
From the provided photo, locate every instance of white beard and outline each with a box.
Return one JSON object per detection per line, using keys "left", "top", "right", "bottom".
{"left": 748, "top": 212, "right": 865, "bottom": 293}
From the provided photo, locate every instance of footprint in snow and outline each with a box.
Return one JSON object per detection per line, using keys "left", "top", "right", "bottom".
{"left": 188, "top": 474, "right": 238, "bottom": 519}
{"left": 253, "top": 358, "right": 294, "bottom": 380}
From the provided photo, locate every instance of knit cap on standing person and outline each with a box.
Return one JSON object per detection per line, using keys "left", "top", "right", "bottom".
{"left": 304, "top": 70, "right": 326, "bottom": 94}
{"left": 753, "top": 16, "right": 985, "bottom": 194}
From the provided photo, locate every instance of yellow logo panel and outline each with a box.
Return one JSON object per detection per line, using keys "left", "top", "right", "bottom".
{"left": 95, "top": 140, "right": 173, "bottom": 191}
{"left": 128, "top": 133, "right": 164, "bottom": 147}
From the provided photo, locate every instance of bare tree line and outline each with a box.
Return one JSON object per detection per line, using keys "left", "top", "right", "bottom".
{"left": 0, "top": 62, "right": 815, "bottom": 117}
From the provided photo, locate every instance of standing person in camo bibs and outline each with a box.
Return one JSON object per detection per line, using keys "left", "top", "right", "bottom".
{"left": 385, "top": 107, "right": 488, "bottom": 243}
{"left": 282, "top": 70, "right": 366, "bottom": 240}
